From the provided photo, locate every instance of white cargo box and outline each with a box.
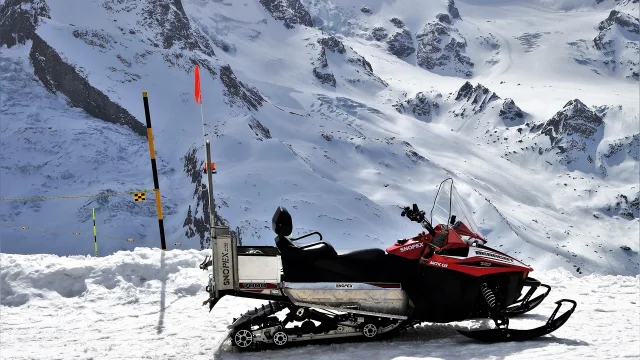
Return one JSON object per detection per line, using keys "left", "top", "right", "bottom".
{"left": 238, "top": 254, "right": 282, "bottom": 283}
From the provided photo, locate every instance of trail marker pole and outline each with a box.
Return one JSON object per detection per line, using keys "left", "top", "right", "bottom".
{"left": 92, "top": 208, "right": 98, "bottom": 257}
{"left": 142, "top": 92, "right": 167, "bottom": 251}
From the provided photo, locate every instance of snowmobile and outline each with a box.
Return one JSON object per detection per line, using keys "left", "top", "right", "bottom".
{"left": 200, "top": 178, "right": 576, "bottom": 350}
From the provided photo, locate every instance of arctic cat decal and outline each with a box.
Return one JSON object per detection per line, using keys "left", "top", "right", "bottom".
{"left": 474, "top": 249, "right": 514, "bottom": 263}
{"left": 400, "top": 242, "right": 424, "bottom": 252}
{"left": 428, "top": 260, "right": 448, "bottom": 268}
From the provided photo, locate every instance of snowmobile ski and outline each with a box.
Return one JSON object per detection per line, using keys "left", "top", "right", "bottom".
{"left": 458, "top": 299, "right": 577, "bottom": 342}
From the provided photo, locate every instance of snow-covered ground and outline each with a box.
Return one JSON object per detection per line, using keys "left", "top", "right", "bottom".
{"left": 0, "top": 248, "right": 638, "bottom": 360}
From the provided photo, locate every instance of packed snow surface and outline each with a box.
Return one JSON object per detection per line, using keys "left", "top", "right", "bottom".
{"left": 1, "top": 248, "right": 638, "bottom": 360}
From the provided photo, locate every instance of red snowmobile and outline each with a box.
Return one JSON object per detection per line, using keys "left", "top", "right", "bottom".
{"left": 200, "top": 178, "right": 576, "bottom": 350}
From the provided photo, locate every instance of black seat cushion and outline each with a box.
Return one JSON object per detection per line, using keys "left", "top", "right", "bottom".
{"left": 276, "top": 236, "right": 337, "bottom": 261}
{"left": 337, "top": 248, "right": 386, "bottom": 262}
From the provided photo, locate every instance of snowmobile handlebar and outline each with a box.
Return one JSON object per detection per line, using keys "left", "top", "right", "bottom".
{"left": 401, "top": 204, "right": 436, "bottom": 236}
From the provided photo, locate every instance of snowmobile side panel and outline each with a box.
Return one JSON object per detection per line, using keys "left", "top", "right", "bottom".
{"left": 420, "top": 251, "right": 531, "bottom": 277}
{"left": 237, "top": 254, "right": 281, "bottom": 282}
{"left": 386, "top": 238, "right": 427, "bottom": 259}
{"left": 237, "top": 282, "right": 281, "bottom": 295}
{"left": 212, "top": 227, "right": 235, "bottom": 291}
{"left": 409, "top": 265, "right": 483, "bottom": 322}
{"left": 283, "top": 282, "right": 409, "bottom": 316}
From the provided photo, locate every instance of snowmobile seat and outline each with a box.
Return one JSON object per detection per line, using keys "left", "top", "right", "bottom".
{"left": 272, "top": 207, "right": 339, "bottom": 281}
{"left": 337, "top": 248, "right": 386, "bottom": 262}
{"left": 271, "top": 206, "right": 388, "bottom": 282}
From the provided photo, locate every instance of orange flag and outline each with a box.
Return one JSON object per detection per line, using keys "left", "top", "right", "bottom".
{"left": 194, "top": 65, "right": 202, "bottom": 104}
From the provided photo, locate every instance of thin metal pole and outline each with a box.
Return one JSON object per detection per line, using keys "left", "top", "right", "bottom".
{"left": 92, "top": 208, "right": 98, "bottom": 257}
{"left": 142, "top": 92, "right": 167, "bottom": 250}
{"left": 205, "top": 140, "right": 216, "bottom": 241}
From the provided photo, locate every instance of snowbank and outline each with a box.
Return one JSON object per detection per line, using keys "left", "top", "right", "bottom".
{"left": 1, "top": 248, "right": 639, "bottom": 359}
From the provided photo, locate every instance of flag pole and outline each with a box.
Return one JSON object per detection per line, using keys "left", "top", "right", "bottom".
{"left": 195, "top": 65, "right": 207, "bottom": 152}
{"left": 194, "top": 65, "right": 217, "bottom": 241}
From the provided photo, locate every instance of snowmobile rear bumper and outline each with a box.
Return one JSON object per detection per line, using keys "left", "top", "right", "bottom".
{"left": 506, "top": 277, "right": 551, "bottom": 316}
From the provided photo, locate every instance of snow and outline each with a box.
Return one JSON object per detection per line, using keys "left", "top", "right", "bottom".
{"left": 0, "top": 248, "right": 638, "bottom": 359}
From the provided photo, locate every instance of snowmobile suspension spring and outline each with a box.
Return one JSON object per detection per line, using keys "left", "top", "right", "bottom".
{"left": 481, "top": 283, "right": 496, "bottom": 308}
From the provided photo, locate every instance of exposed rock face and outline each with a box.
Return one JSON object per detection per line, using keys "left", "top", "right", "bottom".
{"left": 312, "top": 36, "right": 386, "bottom": 88}
{"left": 219, "top": 65, "right": 264, "bottom": 111}
{"left": 499, "top": 98, "right": 525, "bottom": 121}
{"left": 181, "top": 147, "right": 228, "bottom": 249}
{"left": 448, "top": 82, "right": 524, "bottom": 124}
{"left": 0, "top": 0, "right": 50, "bottom": 48}
{"left": 603, "top": 133, "right": 639, "bottom": 161}
{"left": 416, "top": 21, "right": 473, "bottom": 77}
{"left": 29, "top": 33, "right": 146, "bottom": 137}
{"left": 393, "top": 91, "right": 442, "bottom": 120}
{"left": 387, "top": 29, "right": 415, "bottom": 58}
{"left": 389, "top": 17, "right": 405, "bottom": 28}
{"left": 535, "top": 99, "right": 604, "bottom": 165}
{"left": 113, "top": 0, "right": 216, "bottom": 57}
{"left": 313, "top": 45, "right": 337, "bottom": 86}
{"left": 452, "top": 82, "right": 500, "bottom": 116}
{"left": 604, "top": 193, "right": 640, "bottom": 219}
{"left": 361, "top": 6, "right": 372, "bottom": 14}
{"left": 259, "top": 0, "right": 313, "bottom": 29}
{"left": 248, "top": 117, "right": 272, "bottom": 141}
{"left": 436, "top": 13, "right": 452, "bottom": 25}
{"left": 593, "top": 10, "right": 639, "bottom": 79}
{"left": 448, "top": 0, "right": 461, "bottom": 20}
{"left": 313, "top": 41, "right": 336, "bottom": 87}
{"left": 318, "top": 36, "right": 346, "bottom": 54}
{"left": 372, "top": 27, "right": 388, "bottom": 41}
{"left": 597, "top": 10, "right": 639, "bottom": 36}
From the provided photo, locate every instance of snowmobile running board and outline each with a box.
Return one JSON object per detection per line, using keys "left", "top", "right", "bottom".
{"left": 292, "top": 302, "right": 408, "bottom": 320}
{"left": 458, "top": 299, "right": 577, "bottom": 342}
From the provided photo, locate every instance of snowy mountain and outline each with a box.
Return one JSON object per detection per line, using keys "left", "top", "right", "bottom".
{"left": 0, "top": 0, "right": 638, "bottom": 276}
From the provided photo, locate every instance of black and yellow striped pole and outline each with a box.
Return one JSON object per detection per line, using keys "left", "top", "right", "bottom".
{"left": 142, "top": 92, "right": 167, "bottom": 250}
{"left": 92, "top": 208, "right": 98, "bottom": 257}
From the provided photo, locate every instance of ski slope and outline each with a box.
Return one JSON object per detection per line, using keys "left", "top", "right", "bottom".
{"left": 0, "top": 248, "right": 638, "bottom": 359}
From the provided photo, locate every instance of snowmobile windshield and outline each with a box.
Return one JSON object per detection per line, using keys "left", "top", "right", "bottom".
{"left": 430, "top": 178, "right": 484, "bottom": 241}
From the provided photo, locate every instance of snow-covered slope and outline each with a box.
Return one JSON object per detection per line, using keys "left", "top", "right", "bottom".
{"left": 1, "top": 249, "right": 638, "bottom": 359}
{"left": 0, "top": 0, "right": 638, "bottom": 276}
